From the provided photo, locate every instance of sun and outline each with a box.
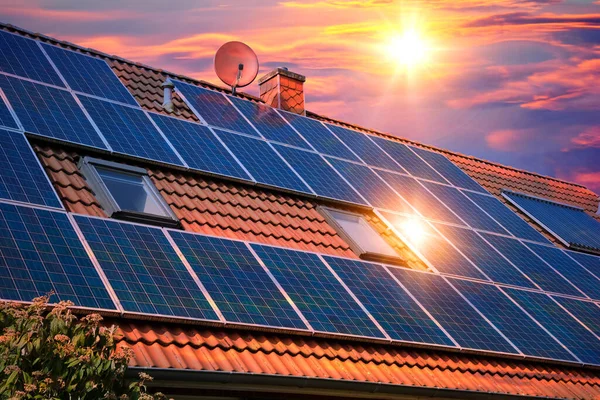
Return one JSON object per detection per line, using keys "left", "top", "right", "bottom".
{"left": 385, "top": 29, "right": 430, "bottom": 68}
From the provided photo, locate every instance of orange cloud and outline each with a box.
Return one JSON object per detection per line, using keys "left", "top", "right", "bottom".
{"left": 280, "top": 0, "right": 393, "bottom": 9}
{"left": 1, "top": 6, "right": 134, "bottom": 22}
{"left": 570, "top": 127, "right": 600, "bottom": 149}
{"left": 485, "top": 129, "right": 534, "bottom": 151}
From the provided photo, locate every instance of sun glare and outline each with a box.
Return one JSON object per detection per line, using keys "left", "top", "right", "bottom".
{"left": 386, "top": 29, "right": 430, "bottom": 68}
{"left": 400, "top": 218, "right": 427, "bottom": 246}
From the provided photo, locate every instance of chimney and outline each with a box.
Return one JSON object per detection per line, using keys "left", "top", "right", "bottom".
{"left": 258, "top": 67, "right": 306, "bottom": 115}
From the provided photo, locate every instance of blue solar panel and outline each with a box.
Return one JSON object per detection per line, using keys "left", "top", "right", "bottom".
{"left": 216, "top": 130, "right": 311, "bottom": 193}
{"left": 168, "top": 231, "right": 307, "bottom": 329}
{"left": 274, "top": 145, "right": 367, "bottom": 205}
{"left": 376, "top": 171, "right": 463, "bottom": 224}
{"left": 483, "top": 234, "right": 581, "bottom": 296}
{"left": 0, "top": 31, "right": 63, "bottom": 86}
{"left": 174, "top": 81, "right": 258, "bottom": 136}
{"left": 0, "top": 129, "right": 61, "bottom": 208}
{"left": 80, "top": 96, "right": 183, "bottom": 166}
{"left": 380, "top": 212, "right": 489, "bottom": 280}
{"left": 504, "top": 191, "right": 600, "bottom": 253}
{"left": 433, "top": 223, "right": 535, "bottom": 288}
{"left": 251, "top": 244, "right": 384, "bottom": 338}
{"left": 372, "top": 137, "right": 446, "bottom": 183}
{"left": 410, "top": 146, "right": 487, "bottom": 193}
{"left": 42, "top": 44, "right": 136, "bottom": 105}
{"left": 328, "top": 159, "right": 408, "bottom": 210}
{"left": 74, "top": 216, "right": 218, "bottom": 320}
{"left": 388, "top": 267, "right": 517, "bottom": 353}
{"left": 463, "top": 191, "right": 550, "bottom": 243}
{"left": 150, "top": 114, "right": 250, "bottom": 181}
{"left": 229, "top": 97, "right": 309, "bottom": 148}
{"left": 505, "top": 288, "right": 600, "bottom": 365}
{"left": 422, "top": 182, "right": 506, "bottom": 234}
{"left": 526, "top": 243, "right": 600, "bottom": 300}
{"left": 0, "top": 75, "right": 106, "bottom": 149}
{"left": 279, "top": 111, "right": 360, "bottom": 161}
{"left": 324, "top": 256, "right": 455, "bottom": 345}
{"left": 566, "top": 251, "right": 600, "bottom": 280}
{"left": 450, "top": 279, "right": 575, "bottom": 361}
{"left": 0, "top": 95, "right": 18, "bottom": 129}
{"left": 552, "top": 296, "right": 600, "bottom": 337}
{"left": 0, "top": 203, "right": 115, "bottom": 310}
{"left": 326, "top": 124, "right": 403, "bottom": 171}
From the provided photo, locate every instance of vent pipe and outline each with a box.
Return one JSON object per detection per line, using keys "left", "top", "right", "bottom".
{"left": 162, "top": 78, "right": 175, "bottom": 113}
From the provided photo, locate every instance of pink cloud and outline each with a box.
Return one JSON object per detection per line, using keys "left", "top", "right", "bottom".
{"left": 569, "top": 127, "right": 600, "bottom": 149}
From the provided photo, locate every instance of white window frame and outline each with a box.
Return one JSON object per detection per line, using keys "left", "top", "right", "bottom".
{"left": 78, "top": 156, "right": 179, "bottom": 227}
{"left": 319, "top": 206, "right": 405, "bottom": 265}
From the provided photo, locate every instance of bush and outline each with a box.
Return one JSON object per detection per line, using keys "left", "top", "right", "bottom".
{"left": 0, "top": 294, "right": 171, "bottom": 400}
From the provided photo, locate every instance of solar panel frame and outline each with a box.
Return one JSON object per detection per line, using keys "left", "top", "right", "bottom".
{"left": 0, "top": 91, "right": 19, "bottom": 130}
{"left": 564, "top": 251, "right": 600, "bottom": 281}
{"left": 552, "top": 296, "right": 600, "bottom": 338}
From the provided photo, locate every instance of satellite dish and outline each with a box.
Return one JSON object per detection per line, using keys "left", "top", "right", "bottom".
{"left": 214, "top": 41, "right": 259, "bottom": 95}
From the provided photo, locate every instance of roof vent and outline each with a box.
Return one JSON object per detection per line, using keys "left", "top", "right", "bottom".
{"left": 162, "top": 78, "right": 175, "bottom": 113}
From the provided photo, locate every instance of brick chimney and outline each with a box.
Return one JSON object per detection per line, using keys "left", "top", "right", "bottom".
{"left": 258, "top": 67, "right": 306, "bottom": 115}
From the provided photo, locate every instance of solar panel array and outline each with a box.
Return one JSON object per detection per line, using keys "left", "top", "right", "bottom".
{"left": 0, "top": 95, "right": 18, "bottom": 130}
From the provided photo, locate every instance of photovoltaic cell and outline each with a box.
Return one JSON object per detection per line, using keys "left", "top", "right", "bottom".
{"left": 422, "top": 182, "right": 506, "bottom": 233}
{"left": 174, "top": 81, "right": 258, "bottom": 136}
{"left": 168, "top": 231, "right": 307, "bottom": 329}
{"left": 552, "top": 296, "right": 600, "bottom": 337}
{"left": 328, "top": 159, "right": 408, "bottom": 210}
{"left": 80, "top": 96, "right": 183, "bottom": 166}
{"left": 324, "top": 256, "right": 454, "bottom": 345}
{"left": 376, "top": 171, "right": 462, "bottom": 224}
{"left": 505, "top": 288, "right": 600, "bottom": 365}
{"left": 388, "top": 267, "right": 517, "bottom": 354}
{"left": 504, "top": 191, "right": 600, "bottom": 253}
{"left": 410, "top": 146, "right": 487, "bottom": 193}
{"left": 326, "top": 124, "right": 403, "bottom": 171}
{"left": 372, "top": 137, "right": 446, "bottom": 183}
{"left": 0, "top": 203, "right": 115, "bottom": 310}
{"left": 217, "top": 130, "right": 311, "bottom": 193}
{"left": 450, "top": 279, "right": 575, "bottom": 361}
{"left": 0, "top": 95, "right": 18, "bottom": 129}
{"left": 251, "top": 244, "right": 384, "bottom": 338}
{"left": 42, "top": 44, "right": 136, "bottom": 105}
{"left": 0, "top": 31, "right": 63, "bottom": 86}
{"left": 74, "top": 216, "right": 218, "bottom": 320}
{"left": 0, "top": 129, "right": 61, "bottom": 208}
{"left": 150, "top": 114, "right": 250, "bottom": 180}
{"left": 0, "top": 75, "right": 106, "bottom": 149}
{"left": 483, "top": 234, "right": 581, "bottom": 297}
{"left": 280, "top": 110, "right": 360, "bottom": 161}
{"left": 433, "top": 224, "right": 535, "bottom": 288}
{"left": 463, "top": 191, "right": 550, "bottom": 243}
{"left": 566, "top": 251, "right": 600, "bottom": 280}
{"left": 274, "top": 145, "right": 367, "bottom": 205}
{"left": 229, "top": 97, "right": 309, "bottom": 148}
{"left": 526, "top": 243, "right": 600, "bottom": 300}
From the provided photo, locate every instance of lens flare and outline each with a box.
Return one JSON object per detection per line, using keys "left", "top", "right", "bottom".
{"left": 400, "top": 218, "right": 427, "bottom": 246}
{"left": 385, "top": 29, "right": 431, "bottom": 68}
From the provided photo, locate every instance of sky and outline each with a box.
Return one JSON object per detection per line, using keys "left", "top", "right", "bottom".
{"left": 2, "top": 0, "right": 600, "bottom": 195}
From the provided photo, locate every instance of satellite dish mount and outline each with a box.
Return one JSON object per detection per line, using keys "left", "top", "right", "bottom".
{"left": 214, "top": 41, "right": 259, "bottom": 95}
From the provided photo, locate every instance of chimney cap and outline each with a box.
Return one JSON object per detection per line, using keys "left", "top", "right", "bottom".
{"left": 258, "top": 67, "right": 305, "bottom": 85}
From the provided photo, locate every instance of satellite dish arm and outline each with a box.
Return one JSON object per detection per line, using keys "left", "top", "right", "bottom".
{"left": 232, "top": 63, "right": 243, "bottom": 95}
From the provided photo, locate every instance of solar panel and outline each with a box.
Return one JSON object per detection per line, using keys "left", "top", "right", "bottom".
{"left": 433, "top": 223, "right": 535, "bottom": 288}
{"left": 74, "top": 216, "right": 218, "bottom": 320}
{"left": 0, "top": 75, "right": 107, "bottom": 149}
{"left": 565, "top": 251, "right": 600, "bottom": 280}
{"left": 251, "top": 244, "right": 384, "bottom": 338}
{"left": 483, "top": 234, "right": 581, "bottom": 296}
{"left": 410, "top": 146, "right": 487, "bottom": 193}
{"left": 0, "top": 31, "right": 63, "bottom": 86}
{"left": 371, "top": 137, "right": 446, "bottom": 183}
{"left": 552, "top": 296, "right": 600, "bottom": 339}
{"left": 326, "top": 124, "right": 403, "bottom": 171}
{"left": 327, "top": 159, "right": 408, "bottom": 210}
{"left": 324, "top": 256, "right": 455, "bottom": 346}
{"left": 80, "top": 96, "right": 183, "bottom": 166}
{"left": 0, "top": 129, "right": 61, "bottom": 208}
{"left": 379, "top": 212, "right": 489, "bottom": 280}
{"left": 450, "top": 279, "right": 575, "bottom": 361}
{"left": 0, "top": 95, "right": 18, "bottom": 129}
{"left": 421, "top": 182, "right": 506, "bottom": 234}
{"left": 279, "top": 110, "right": 360, "bottom": 161}
{"left": 150, "top": 114, "right": 250, "bottom": 181}
{"left": 503, "top": 191, "right": 600, "bottom": 253}
{"left": 526, "top": 243, "right": 600, "bottom": 300}
{"left": 463, "top": 191, "right": 550, "bottom": 243}
{"left": 0, "top": 203, "right": 115, "bottom": 310}
{"left": 42, "top": 44, "right": 136, "bottom": 105}
{"left": 168, "top": 231, "right": 307, "bottom": 329}
{"left": 388, "top": 267, "right": 517, "bottom": 353}
{"left": 173, "top": 81, "right": 258, "bottom": 136}
{"left": 216, "top": 130, "right": 311, "bottom": 193}
{"left": 505, "top": 288, "right": 600, "bottom": 365}
{"left": 228, "top": 97, "right": 309, "bottom": 148}
{"left": 376, "top": 171, "right": 463, "bottom": 224}
{"left": 274, "top": 145, "right": 368, "bottom": 205}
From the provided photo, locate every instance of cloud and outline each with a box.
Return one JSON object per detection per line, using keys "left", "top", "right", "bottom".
{"left": 280, "top": 0, "right": 393, "bottom": 9}
{"left": 465, "top": 12, "right": 600, "bottom": 28}
{"left": 486, "top": 129, "right": 530, "bottom": 151}
{"left": 568, "top": 126, "right": 600, "bottom": 149}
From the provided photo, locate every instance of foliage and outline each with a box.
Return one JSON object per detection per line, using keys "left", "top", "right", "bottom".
{"left": 0, "top": 294, "right": 171, "bottom": 400}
